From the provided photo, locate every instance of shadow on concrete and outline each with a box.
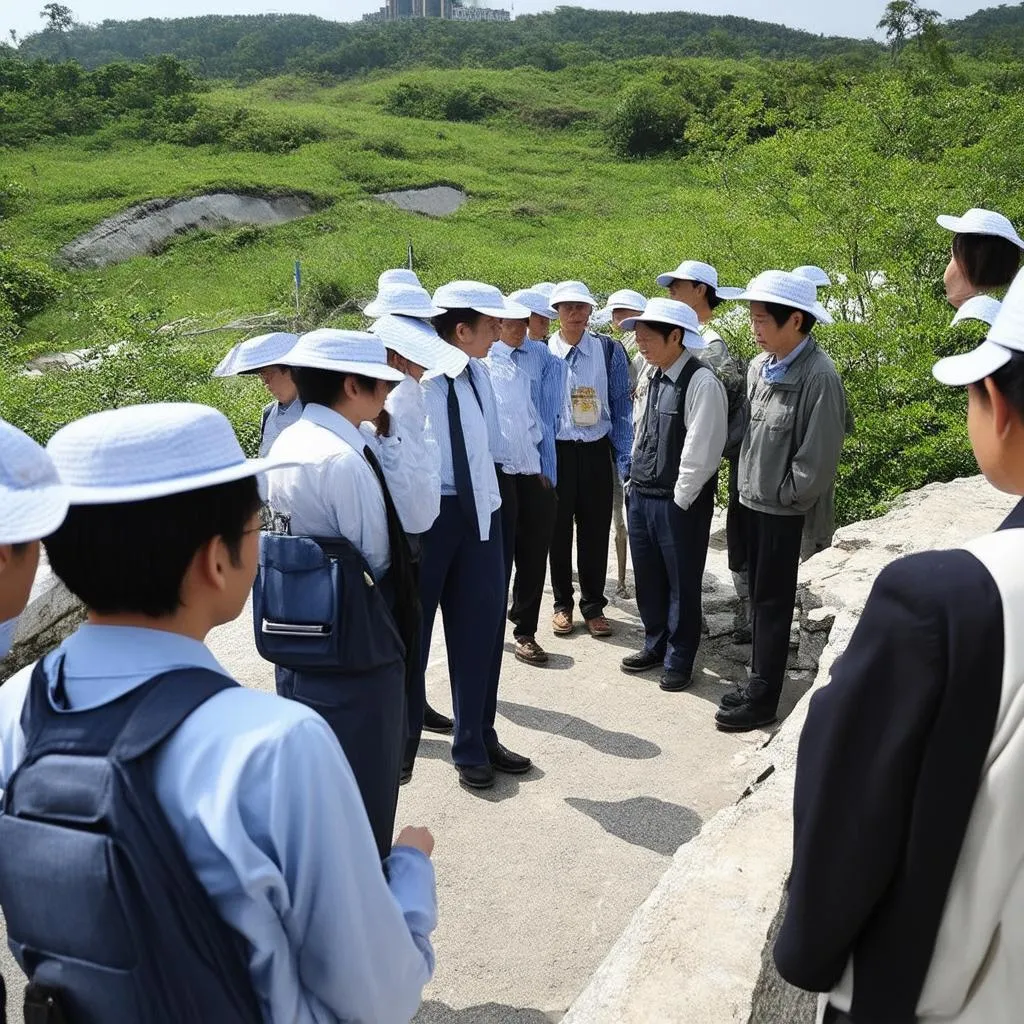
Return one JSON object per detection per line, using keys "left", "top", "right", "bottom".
{"left": 497, "top": 700, "right": 660, "bottom": 760}
{"left": 565, "top": 795, "right": 702, "bottom": 856}
{"left": 502, "top": 643, "right": 576, "bottom": 671}
{"left": 415, "top": 738, "right": 453, "bottom": 763}
{"left": 415, "top": 1001, "right": 561, "bottom": 1023}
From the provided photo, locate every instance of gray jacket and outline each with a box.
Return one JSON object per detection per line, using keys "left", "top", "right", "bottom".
{"left": 738, "top": 338, "right": 846, "bottom": 517}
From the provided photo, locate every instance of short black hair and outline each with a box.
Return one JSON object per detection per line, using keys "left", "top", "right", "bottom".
{"left": 642, "top": 321, "right": 685, "bottom": 346}
{"left": 293, "top": 367, "right": 380, "bottom": 407}
{"left": 432, "top": 308, "right": 483, "bottom": 344}
{"left": 44, "top": 477, "right": 262, "bottom": 617}
{"left": 763, "top": 301, "right": 817, "bottom": 335}
{"left": 972, "top": 350, "right": 1024, "bottom": 419}
{"left": 705, "top": 284, "right": 724, "bottom": 311}
{"left": 953, "top": 233, "right": 1021, "bottom": 291}
{"left": 243, "top": 363, "right": 292, "bottom": 378}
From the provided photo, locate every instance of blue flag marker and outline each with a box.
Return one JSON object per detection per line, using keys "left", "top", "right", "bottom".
{"left": 294, "top": 260, "right": 301, "bottom": 289}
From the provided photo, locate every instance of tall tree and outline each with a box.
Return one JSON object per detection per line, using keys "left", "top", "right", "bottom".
{"left": 878, "top": 0, "right": 942, "bottom": 59}
{"left": 39, "top": 3, "right": 74, "bottom": 33}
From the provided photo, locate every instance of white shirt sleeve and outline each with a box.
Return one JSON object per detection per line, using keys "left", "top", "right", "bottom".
{"left": 675, "top": 368, "right": 728, "bottom": 510}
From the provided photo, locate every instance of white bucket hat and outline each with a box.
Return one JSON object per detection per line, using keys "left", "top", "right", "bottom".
{"left": 619, "top": 297, "right": 706, "bottom": 349}
{"left": 532, "top": 282, "right": 556, "bottom": 299}
{"left": 733, "top": 270, "right": 834, "bottom": 326}
{"left": 379, "top": 268, "right": 421, "bottom": 288}
{"left": 656, "top": 259, "right": 720, "bottom": 290}
{"left": 432, "top": 281, "right": 530, "bottom": 319}
{"left": 934, "top": 269, "right": 1024, "bottom": 386}
{"left": 508, "top": 288, "right": 557, "bottom": 320}
{"left": 549, "top": 281, "right": 597, "bottom": 309}
{"left": 211, "top": 332, "right": 299, "bottom": 378}
{"left": 369, "top": 314, "right": 469, "bottom": 379}
{"left": 600, "top": 289, "right": 648, "bottom": 316}
{"left": 792, "top": 266, "right": 832, "bottom": 289}
{"left": 280, "top": 329, "right": 405, "bottom": 382}
{"left": 937, "top": 208, "right": 1024, "bottom": 249}
{"left": 0, "top": 420, "right": 70, "bottom": 544}
{"left": 45, "top": 403, "right": 299, "bottom": 506}
{"left": 950, "top": 294, "right": 1002, "bottom": 328}
{"left": 364, "top": 283, "right": 444, "bottom": 319}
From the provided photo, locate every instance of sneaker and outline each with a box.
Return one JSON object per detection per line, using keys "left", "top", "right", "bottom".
{"left": 552, "top": 610, "right": 574, "bottom": 635}
{"left": 715, "top": 698, "right": 778, "bottom": 732}
{"left": 621, "top": 649, "right": 663, "bottom": 674}
{"left": 514, "top": 637, "right": 549, "bottom": 665}
{"left": 585, "top": 616, "right": 613, "bottom": 638}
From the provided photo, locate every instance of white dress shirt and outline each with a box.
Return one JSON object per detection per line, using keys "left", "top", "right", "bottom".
{"left": 422, "top": 366, "right": 501, "bottom": 542}
{"left": 267, "top": 405, "right": 404, "bottom": 579}
{"left": 382, "top": 375, "right": 442, "bottom": 534}
{"left": 656, "top": 351, "right": 728, "bottom": 510}
{"left": 487, "top": 342, "right": 543, "bottom": 476}
{"left": 549, "top": 331, "right": 610, "bottom": 443}
{"left": 259, "top": 399, "right": 304, "bottom": 458}
{"left": 0, "top": 625, "right": 436, "bottom": 1024}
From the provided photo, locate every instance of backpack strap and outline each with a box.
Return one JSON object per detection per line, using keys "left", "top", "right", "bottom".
{"left": 112, "top": 669, "right": 239, "bottom": 762}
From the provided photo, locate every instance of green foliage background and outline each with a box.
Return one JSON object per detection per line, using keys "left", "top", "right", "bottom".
{"left": 2, "top": 6, "right": 1024, "bottom": 527}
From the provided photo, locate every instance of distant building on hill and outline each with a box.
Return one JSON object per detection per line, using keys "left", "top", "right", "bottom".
{"left": 362, "top": 0, "right": 511, "bottom": 22}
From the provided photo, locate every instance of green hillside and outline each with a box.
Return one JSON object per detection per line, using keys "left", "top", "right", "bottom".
{"left": 948, "top": 2, "right": 1024, "bottom": 54}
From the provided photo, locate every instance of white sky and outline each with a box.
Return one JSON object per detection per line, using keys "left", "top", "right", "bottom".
{"left": 5, "top": 1, "right": 992, "bottom": 48}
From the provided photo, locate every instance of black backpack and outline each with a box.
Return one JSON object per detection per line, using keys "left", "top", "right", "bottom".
{"left": 715, "top": 353, "right": 751, "bottom": 461}
{"left": 0, "top": 661, "right": 263, "bottom": 1024}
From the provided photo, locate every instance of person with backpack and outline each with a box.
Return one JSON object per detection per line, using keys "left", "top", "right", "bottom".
{"left": 212, "top": 333, "right": 303, "bottom": 458}
{"left": 0, "top": 402, "right": 437, "bottom": 1024}
{"left": 776, "top": 266, "right": 1024, "bottom": 1024}
{"left": 618, "top": 299, "right": 728, "bottom": 691}
{"left": 656, "top": 260, "right": 751, "bottom": 638}
{"left": 717, "top": 271, "right": 846, "bottom": 732}
{"left": 547, "top": 280, "right": 633, "bottom": 639}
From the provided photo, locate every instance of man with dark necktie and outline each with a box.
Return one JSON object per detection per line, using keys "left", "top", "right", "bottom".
{"left": 406, "top": 282, "right": 533, "bottom": 791}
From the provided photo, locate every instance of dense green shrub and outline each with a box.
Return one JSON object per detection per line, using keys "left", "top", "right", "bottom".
{"left": 605, "top": 85, "right": 691, "bottom": 158}
{"left": 384, "top": 80, "right": 507, "bottom": 122}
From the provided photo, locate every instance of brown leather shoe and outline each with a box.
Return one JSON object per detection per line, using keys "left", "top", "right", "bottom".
{"left": 552, "top": 610, "right": 574, "bottom": 635}
{"left": 586, "top": 616, "right": 613, "bottom": 637}
{"left": 514, "top": 637, "right": 549, "bottom": 664}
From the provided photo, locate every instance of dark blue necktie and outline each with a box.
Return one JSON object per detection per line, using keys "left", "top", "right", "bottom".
{"left": 447, "top": 375, "right": 479, "bottom": 536}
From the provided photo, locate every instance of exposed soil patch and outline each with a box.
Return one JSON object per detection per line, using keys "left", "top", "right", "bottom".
{"left": 59, "top": 192, "right": 318, "bottom": 269}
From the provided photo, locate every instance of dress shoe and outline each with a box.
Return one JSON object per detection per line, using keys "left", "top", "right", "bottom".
{"left": 487, "top": 741, "right": 532, "bottom": 774}
{"left": 399, "top": 761, "right": 413, "bottom": 786}
{"left": 621, "top": 649, "right": 663, "bottom": 674}
{"left": 718, "top": 685, "right": 748, "bottom": 709}
{"left": 586, "top": 615, "right": 613, "bottom": 637}
{"left": 423, "top": 704, "right": 454, "bottom": 734}
{"left": 659, "top": 671, "right": 693, "bottom": 692}
{"left": 715, "top": 698, "right": 778, "bottom": 732}
{"left": 514, "top": 636, "right": 549, "bottom": 665}
{"left": 552, "top": 610, "right": 574, "bottom": 635}
{"left": 458, "top": 763, "right": 495, "bottom": 789}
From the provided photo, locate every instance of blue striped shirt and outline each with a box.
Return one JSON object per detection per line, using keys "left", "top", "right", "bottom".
{"left": 496, "top": 339, "right": 565, "bottom": 483}
{"left": 549, "top": 330, "right": 633, "bottom": 480}
{"left": 487, "top": 343, "right": 543, "bottom": 476}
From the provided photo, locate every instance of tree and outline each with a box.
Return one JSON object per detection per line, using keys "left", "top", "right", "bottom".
{"left": 40, "top": 3, "right": 74, "bottom": 33}
{"left": 878, "top": 1, "right": 943, "bottom": 59}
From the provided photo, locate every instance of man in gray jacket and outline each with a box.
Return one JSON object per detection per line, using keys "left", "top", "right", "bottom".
{"left": 716, "top": 271, "right": 847, "bottom": 732}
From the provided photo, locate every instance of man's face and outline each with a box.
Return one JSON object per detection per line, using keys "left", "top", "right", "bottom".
{"left": 528, "top": 313, "right": 550, "bottom": 338}
{"left": 944, "top": 252, "right": 974, "bottom": 309}
{"left": 0, "top": 541, "right": 41, "bottom": 622}
{"left": 499, "top": 318, "right": 528, "bottom": 346}
{"left": 750, "top": 302, "right": 801, "bottom": 357}
{"left": 667, "top": 278, "right": 703, "bottom": 306}
{"left": 457, "top": 314, "right": 501, "bottom": 359}
{"left": 555, "top": 302, "right": 592, "bottom": 332}
{"left": 259, "top": 366, "right": 298, "bottom": 405}
{"left": 612, "top": 308, "right": 644, "bottom": 330}
{"left": 634, "top": 322, "right": 683, "bottom": 370}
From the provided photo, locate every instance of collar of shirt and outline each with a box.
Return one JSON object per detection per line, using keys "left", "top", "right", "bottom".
{"left": 550, "top": 331, "right": 593, "bottom": 362}
{"left": 661, "top": 350, "right": 692, "bottom": 383}
{"left": 42, "top": 624, "right": 229, "bottom": 711}
{"left": 490, "top": 340, "right": 517, "bottom": 359}
{"left": 301, "top": 403, "right": 374, "bottom": 455}
{"left": 764, "top": 337, "right": 810, "bottom": 381}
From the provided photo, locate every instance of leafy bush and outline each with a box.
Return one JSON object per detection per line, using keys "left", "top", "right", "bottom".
{"left": 362, "top": 134, "right": 408, "bottom": 159}
{"left": 159, "top": 104, "right": 324, "bottom": 152}
{"left": 605, "top": 85, "right": 691, "bottom": 158}
{"left": 384, "top": 80, "right": 507, "bottom": 123}
{"left": 0, "top": 249, "right": 62, "bottom": 322}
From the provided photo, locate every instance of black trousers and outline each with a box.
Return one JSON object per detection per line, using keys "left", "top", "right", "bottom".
{"left": 550, "top": 438, "right": 614, "bottom": 621}
{"left": 725, "top": 457, "right": 748, "bottom": 575}
{"left": 628, "top": 483, "right": 716, "bottom": 676}
{"left": 508, "top": 474, "right": 558, "bottom": 639}
{"left": 746, "top": 508, "right": 805, "bottom": 709}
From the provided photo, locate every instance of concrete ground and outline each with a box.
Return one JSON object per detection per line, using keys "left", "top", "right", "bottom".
{"left": 0, "top": 525, "right": 813, "bottom": 1023}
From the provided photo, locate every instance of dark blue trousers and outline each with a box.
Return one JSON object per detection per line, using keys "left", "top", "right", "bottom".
{"left": 627, "top": 484, "right": 716, "bottom": 676}
{"left": 407, "top": 497, "right": 505, "bottom": 768}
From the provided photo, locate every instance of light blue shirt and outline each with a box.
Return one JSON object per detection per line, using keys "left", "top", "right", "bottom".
{"left": 762, "top": 337, "right": 810, "bottom": 383}
{"left": 549, "top": 331, "right": 633, "bottom": 479}
{"left": 422, "top": 363, "right": 501, "bottom": 542}
{"left": 0, "top": 624, "right": 437, "bottom": 1024}
{"left": 259, "top": 399, "right": 304, "bottom": 458}
{"left": 487, "top": 342, "right": 543, "bottom": 477}
{"left": 501, "top": 338, "right": 565, "bottom": 484}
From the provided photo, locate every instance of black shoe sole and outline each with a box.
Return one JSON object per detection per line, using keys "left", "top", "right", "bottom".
{"left": 490, "top": 759, "right": 533, "bottom": 775}
{"left": 660, "top": 678, "right": 693, "bottom": 692}
{"left": 458, "top": 771, "right": 495, "bottom": 790}
{"left": 621, "top": 659, "right": 662, "bottom": 674}
{"left": 422, "top": 717, "right": 454, "bottom": 735}
{"left": 715, "top": 713, "right": 778, "bottom": 732}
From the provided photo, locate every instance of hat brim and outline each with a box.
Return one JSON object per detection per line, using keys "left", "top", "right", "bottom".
{"left": 733, "top": 289, "right": 834, "bottom": 326}
{"left": 937, "top": 214, "right": 1024, "bottom": 249}
{"left": 715, "top": 287, "right": 745, "bottom": 301}
{"left": 278, "top": 354, "right": 406, "bottom": 381}
{"left": 472, "top": 300, "right": 531, "bottom": 319}
{"left": 551, "top": 295, "right": 596, "bottom": 309}
{"left": 388, "top": 339, "right": 469, "bottom": 379}
{"left": 60, "top": 453, "right": 302, "bottom": 507}
{"left": 936, "top": 214, "right": 966, "bottom": 234}
{"left": 599, "top": 305, "right": 646, "bottom": 317}
{"left": 1, "top": 484, "right": 71, "bottom": 543}
{"left": 932, "top": 340, "right": 1012, "bottom": 386}
{"left": 619, "top": 316, "right": 706, "bottom": 349}
{"left": 363, "top": 299, "right": 444, "bottom": 318}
